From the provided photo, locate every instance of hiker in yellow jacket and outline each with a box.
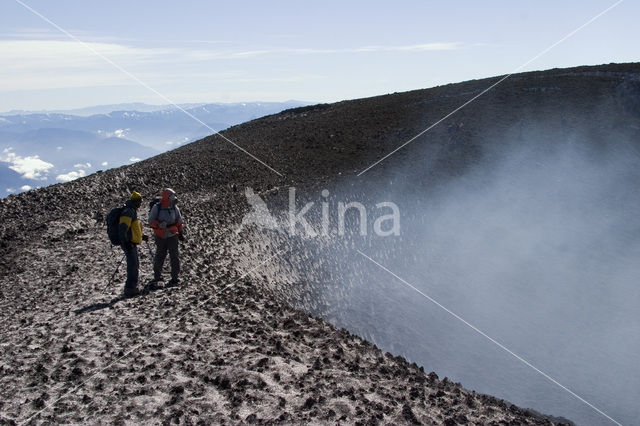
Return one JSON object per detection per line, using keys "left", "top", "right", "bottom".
{"left": 119, "top": 191, "right": 147, "bottom": 297}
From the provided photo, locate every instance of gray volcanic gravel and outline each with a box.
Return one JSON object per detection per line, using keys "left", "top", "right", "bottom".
{"left": 0, "top": 188, "right": 563, "bottom": 425}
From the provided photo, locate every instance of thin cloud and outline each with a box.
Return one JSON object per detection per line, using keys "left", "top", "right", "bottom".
{"left": 226, "top": 75, "right": 326, "bottom": 83}
{"left": 0, "top": 40, "right": 171, "bottom": 65}
{"left": 356, "top": 43, "right": 464, "bottom": 52}
{"left": 2, "top": 27, "right": 63, "bottom": 40}
{"left": 0, "top": 40, "right": 159, "bottom": 90}
{"left": 0, "top": 38, "right": 250, "bottom": 91}
{"left": 3, "top": 27, "right": 130, "bottom": 44}
{"left": 231, "top": 42, "right": 464, "bottom": 58}
{"left": 0, "top": 37, "right": 464, "bottom": 92}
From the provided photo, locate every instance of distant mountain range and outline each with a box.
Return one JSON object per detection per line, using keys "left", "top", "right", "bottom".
{"left": 0, "top": 102, "right": 206, "bottom": 117}
{"left": 0, "top": 101, "right": 307, "bottom": 195}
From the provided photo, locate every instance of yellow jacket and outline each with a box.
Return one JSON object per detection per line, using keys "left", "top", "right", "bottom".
{"left": 118, "top": 201, "right": 143, "bottom": 244}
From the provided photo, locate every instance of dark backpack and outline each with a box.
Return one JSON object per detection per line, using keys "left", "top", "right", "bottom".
{"left": 148, "top": 196, "right": 161, "bottom": 216}
{"left": 106, "top": 206, "right": 124, "bottom": 245}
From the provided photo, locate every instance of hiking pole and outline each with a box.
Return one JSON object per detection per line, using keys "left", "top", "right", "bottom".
{"left": 145, "top": 240, "right": 155, "bottom": 263}
{"left": 104, "top": 253, "right": 126, "bottom": 291}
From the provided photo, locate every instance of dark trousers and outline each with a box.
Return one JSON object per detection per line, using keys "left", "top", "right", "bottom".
{"left": 154, "top": 235, "right": 180, "bottom": 281}
{"left": 123, "top": 245, "right": 139, "bottom": 289}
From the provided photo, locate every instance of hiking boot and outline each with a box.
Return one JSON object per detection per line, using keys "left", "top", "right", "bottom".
{"left": 146, "top": 280, "right": 161, "bottom": 291}
{"left": 166, "top": 278, "right": 180, "bottom": 288}
{"left": 123, "top": 287, "right": 140, "bottom": 298}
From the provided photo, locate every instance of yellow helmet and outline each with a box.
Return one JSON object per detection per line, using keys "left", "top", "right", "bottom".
{"left": 130, "top": 191, "right": 142, "bottom": 206}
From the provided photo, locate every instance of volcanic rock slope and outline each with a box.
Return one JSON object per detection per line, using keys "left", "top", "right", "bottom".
{"left": 2, "top": 63, "right": 639, "bottom": 424}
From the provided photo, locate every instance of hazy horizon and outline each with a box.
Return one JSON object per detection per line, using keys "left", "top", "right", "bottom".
{"left": 0, "top": 99, "right": 312, "bottom": 116}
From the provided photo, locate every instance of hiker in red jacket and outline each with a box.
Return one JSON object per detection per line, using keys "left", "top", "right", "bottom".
{"left": 148, "top": 188, "right": 185, "bottom": 287}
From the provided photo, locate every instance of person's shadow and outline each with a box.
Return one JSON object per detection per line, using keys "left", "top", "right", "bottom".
{"left": 73, "top": 296, "right": 126, "bottom": 315}
{"left": 73, "top": 283, "right": 164, "bottom": 315}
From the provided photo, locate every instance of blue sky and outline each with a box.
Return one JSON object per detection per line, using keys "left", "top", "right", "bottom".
{"left": 0, "top": 0, "right": 638, "bottom": 111}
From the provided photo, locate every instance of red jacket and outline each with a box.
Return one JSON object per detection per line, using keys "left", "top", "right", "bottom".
{"left": 148, "top": 189, "right": 184, "bottom": 239}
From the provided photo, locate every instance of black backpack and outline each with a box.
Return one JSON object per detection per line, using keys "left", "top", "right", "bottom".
{"left": 148, "top": 196, "right": 161, "bottom": 216}
{"left": 106, "top": 206, "right": 125, "bottom": 245}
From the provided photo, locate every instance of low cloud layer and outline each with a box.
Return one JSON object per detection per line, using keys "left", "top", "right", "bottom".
{"left": 0, "top": 148, "right": 53, "bottom": 180}
{"left": 56, "top": 169, "right": 86, "bottom": 182}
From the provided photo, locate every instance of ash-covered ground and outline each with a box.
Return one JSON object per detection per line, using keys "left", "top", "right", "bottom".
{"left": 0, "top": 190, "right": 565, "bottom": 425}
{"left": 2, "top": 63, "right": 640, "bottom": 424}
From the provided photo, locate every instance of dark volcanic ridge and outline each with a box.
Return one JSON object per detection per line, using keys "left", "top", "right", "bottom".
{"left": 3, "top": 62, "right": 639, "bottom": 424}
